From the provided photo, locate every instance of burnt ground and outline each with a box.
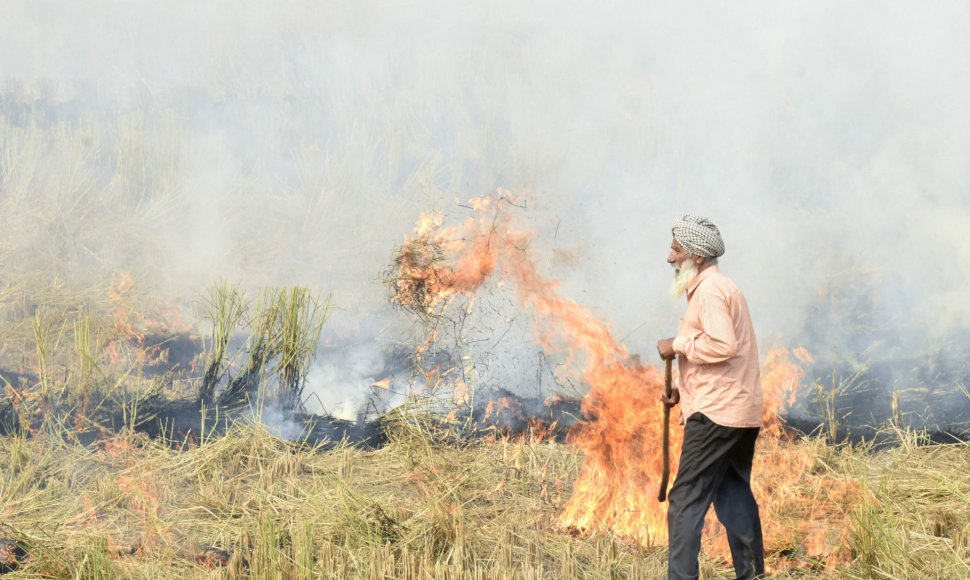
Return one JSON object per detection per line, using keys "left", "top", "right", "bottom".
{"left": 783, "top": 353, "right": 970, "bottom": 446}
{"left": 2, "top": 337, "right": 969, "bottom": 451}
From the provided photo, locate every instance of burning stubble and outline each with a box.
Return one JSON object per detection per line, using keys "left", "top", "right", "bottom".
{"left": 384, "top": 197, "right": 811, "bottom": 547}
{"left": 0, "top": 192, "right": 960, "bottom": 576}
{"left": 1, "top": 2, "right": 969, "bottom": 428}
{"left": 1, "top": 3, "right": 969, "bottom": 574}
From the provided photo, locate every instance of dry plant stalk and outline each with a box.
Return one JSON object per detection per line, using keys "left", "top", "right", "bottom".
{"left": 200, "top": 283, "right": 330, "bottom": 410}
{"left": 2, "top": 414, "right": 966, "bottom": 578}
{"left": 384, "top": 207, "right": 497, "bottom": 321}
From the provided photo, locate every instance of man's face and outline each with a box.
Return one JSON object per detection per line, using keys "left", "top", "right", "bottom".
{"left": 668, "top": 238, "right": 691, "bottom": 271}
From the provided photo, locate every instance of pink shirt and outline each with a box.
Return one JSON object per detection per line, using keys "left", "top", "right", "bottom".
{"left": 672, "top": 265, "right": 763, "bottom": 428}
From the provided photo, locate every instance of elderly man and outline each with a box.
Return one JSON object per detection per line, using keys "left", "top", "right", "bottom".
{"left": 656, "top": 215, "right": 764, "bottom": 580}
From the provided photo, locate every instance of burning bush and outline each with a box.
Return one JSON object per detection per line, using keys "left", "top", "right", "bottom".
{"left": 383, "top": 205, "right": 497, "bottom": 321}
{"left": 385, "top": 214, "right": 454, "bottom": 320}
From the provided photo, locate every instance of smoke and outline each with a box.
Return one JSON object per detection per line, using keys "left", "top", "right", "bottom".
{"left": 303, "top": 342, "right": 390, "bottom": 421}
{"left": 2, "top": 1, "right": 969, "bottom": 415}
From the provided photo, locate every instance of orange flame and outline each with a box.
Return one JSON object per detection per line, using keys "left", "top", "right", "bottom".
{"left": 109, "top": 272, "right": 145, "bottom": 343}
{"left": 761, "top": 347, "right": 804, "bottom": 437}
{"left": 396, "top": 195, "right": 853, "bottom": 569}
{"left": 114, "top": 471, "right": 171, "bottom": 554}
{"left": 397, "top": 195, "right": 672, "bottom": 542}
{"left": 106, "top": 272, "right": 193, "bottom": 368}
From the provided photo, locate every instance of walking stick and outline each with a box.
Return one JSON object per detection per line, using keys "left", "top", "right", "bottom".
{"left": 658, "top": 357, "right": 673, "bottom": 502}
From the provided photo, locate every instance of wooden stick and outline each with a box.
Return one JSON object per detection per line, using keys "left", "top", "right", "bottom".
{"left": 658, "top": 357, "right": 673, "bottom": 502}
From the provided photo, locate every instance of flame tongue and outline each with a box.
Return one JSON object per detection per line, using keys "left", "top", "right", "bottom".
{"left": 559, "top": 357, "right": 670, "bottom": 544}
{"left": 506, "top": 229, "right": 673, "bottom": 542}
{"left": 391, "top": 194, "right": 676, "bottom": 544}
{"left": 500, "top": 208, "right": 675, "bottom": 542}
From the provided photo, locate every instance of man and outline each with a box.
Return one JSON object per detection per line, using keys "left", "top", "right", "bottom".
{"left": 656, "top": 214, "right": 764, "bottom": 580}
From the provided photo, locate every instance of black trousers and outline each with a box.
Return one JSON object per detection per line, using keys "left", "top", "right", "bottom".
{"left": 667, "top": 412, "right": 764, "bottom": 580}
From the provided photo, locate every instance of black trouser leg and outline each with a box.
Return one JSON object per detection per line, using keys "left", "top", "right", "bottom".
{"left": 667, "top": 414, "right": 719, "bottom": 580}
{"left": 712, "top": 430, "right": 764, "bottom": 580}
{"left": 667, "top": 412, "right": 763, "bottom": 580}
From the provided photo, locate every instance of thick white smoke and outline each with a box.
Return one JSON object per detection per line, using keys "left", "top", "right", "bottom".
{"left": 2, "top": 1, "right": 968, "bottom": 419}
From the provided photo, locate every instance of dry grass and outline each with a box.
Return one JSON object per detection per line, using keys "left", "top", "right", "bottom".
{"left": 844, "top": 428, "right": 970, "bottom": 579}
{"left": 1, "top": 95, "right": 968, "bottom": 579}
{"left": 1, "top": 409, "right": 968, "bottom": 579}
{"left": 0, "top": 251, "right": 966, "bottom": 579}
{"left": 0, "top": 418, "right": 659, "bottom": 579}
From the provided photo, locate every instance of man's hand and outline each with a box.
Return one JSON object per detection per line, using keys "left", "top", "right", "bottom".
{"left": 660, "top": 388, "right": 680, "bottom": 408}
{"left": 657, "top": 337, "right": 676, "bottom": 361}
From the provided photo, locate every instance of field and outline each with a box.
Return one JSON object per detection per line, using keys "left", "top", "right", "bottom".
{"left": 3, "top": 7, "right": 970, "bottom": 576}
{"left": 0, "top": 274, "right": 967, "bottom": 578}
{"left": 1, "top": 400, "right": 969, "bottom": 578}
{"left": 0, "top": 122, "right": 968, "bottom": 578}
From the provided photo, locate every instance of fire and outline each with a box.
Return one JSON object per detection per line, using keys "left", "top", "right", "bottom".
{"left": 390, "top": 194, "right": 673, "bottom": 543}
{"left": 109, "top": 272, "right": 144, "bottom": 343}
{"left": 761, "top": 347, "right": 804, "bottom": 437}
{"left": 106, "top": 271, "right": 194, "bottom": 368}
{"left": 4, "top": 383, "right": 45, "bottom": 437}
{"left": 390, "top": 194, "right": 854, "bottom": 571}
{"left": 389, "top": 204, "right": 496, "bottom": 319}
{"left": 558, "top": 359, "right": 670, "bottom": 544}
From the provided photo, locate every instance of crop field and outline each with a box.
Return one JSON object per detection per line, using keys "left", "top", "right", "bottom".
{"left": 3, "top": 3, "right": 970, "bottom": 578}
{"left": 0, "top": 187, "right": 966, "bottom": 578}
{"left": 1, "top": 384, "right": 969, "bottom": 578}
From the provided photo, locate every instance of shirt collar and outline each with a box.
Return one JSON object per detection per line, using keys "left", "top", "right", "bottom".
{"left": 686, "top": 264, "right": 719, "bottom": 299}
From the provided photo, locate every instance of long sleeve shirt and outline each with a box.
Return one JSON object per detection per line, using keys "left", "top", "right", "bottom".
{"left": 672, "top": 265, "right": 763, "bottom": 428}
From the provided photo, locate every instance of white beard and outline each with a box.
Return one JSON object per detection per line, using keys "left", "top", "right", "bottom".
{"left": 669, "top": 259, "right": 698, "bottom": 298}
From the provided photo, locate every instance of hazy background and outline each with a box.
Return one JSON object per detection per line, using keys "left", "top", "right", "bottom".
{"left": 2, "top": 1, "right": 969, "bottom": 418}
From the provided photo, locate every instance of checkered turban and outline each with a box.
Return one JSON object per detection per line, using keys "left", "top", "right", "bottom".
{"left": 671, "top": 214, "right": 725, "bottom": 259}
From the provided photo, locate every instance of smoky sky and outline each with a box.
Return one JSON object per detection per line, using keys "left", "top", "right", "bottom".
{"left": 2, "top": 0, "right": 969, "bottom": 387}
